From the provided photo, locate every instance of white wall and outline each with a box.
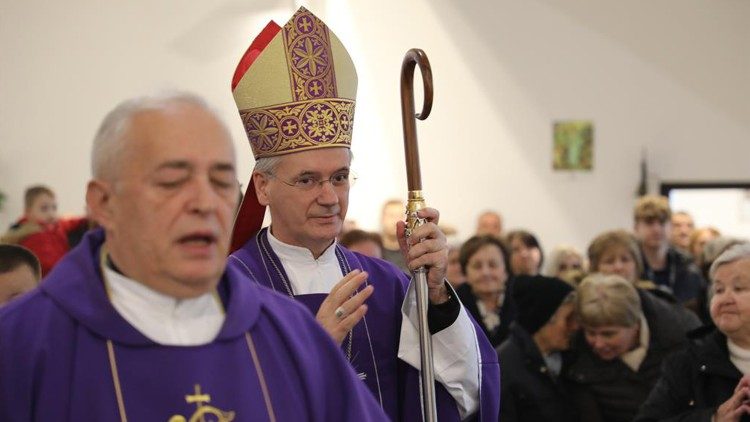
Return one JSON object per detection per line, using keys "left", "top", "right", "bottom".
{"left": 1, "top": 0, "right": 748, "bottom": 253}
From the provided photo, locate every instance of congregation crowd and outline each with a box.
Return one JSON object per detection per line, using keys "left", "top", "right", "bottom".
{"left": 340, "top": 197, "right": 750, "bottom": 422}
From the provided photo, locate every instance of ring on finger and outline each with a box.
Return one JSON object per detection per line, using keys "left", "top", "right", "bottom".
{"left": 334, "top": 306, "right": 346, "bottom": 319}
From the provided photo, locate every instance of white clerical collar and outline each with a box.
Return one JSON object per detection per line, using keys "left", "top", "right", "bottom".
{"left": 267, "top": 228, "right": 338, "bottom": 264}
{"left": 102, "top": 264, "right": 224, "bottom": 346}
{"left": 266, "top": 229, "right": 343, "bottom": 295}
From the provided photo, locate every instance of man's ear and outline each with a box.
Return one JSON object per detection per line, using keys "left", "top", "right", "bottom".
{"left": 253, "top": 172, "right": 271, "bottom": 206}
{"left": 86, "top": 180, "right": 115, "bottom": 230}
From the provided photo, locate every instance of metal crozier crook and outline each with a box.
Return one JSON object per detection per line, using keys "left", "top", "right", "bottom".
{"left": 400, "top": 48, "right": 437, "bottom": 422}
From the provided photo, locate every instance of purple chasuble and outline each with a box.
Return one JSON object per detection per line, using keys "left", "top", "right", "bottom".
{"left": 0, "top": 229, "right": 387, "bottom": 422}
{"left": 229, "top": 228, "right": 501, "bottom": 421}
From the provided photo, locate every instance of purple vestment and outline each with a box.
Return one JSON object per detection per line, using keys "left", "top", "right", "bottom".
{"left": 0, "top": 229, "right": 388, "bottom": 421}
{"left": 229, "top": 228, "right": 501, "bottom": 421}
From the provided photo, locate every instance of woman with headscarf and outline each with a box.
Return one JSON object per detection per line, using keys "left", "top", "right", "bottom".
{"left": 497, "top": 275, "right": 580, "bottom": 421}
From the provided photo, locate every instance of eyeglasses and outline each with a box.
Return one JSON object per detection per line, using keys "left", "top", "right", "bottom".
{"left": 268, "top": 171, "right": 358, "bottom": 192}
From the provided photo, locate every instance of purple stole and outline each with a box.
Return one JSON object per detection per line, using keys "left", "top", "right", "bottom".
{"left": 230, "top": 228, "right": 501, "bottom": 421}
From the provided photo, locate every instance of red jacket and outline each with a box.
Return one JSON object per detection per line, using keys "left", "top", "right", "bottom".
{"left": 16, "top": 217, "right": 87, "bottom": 277}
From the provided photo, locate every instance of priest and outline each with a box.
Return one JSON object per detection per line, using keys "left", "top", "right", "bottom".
{"left": 0, "top": 92, "right": 387, "bottom": 421}
{"left": 228, "top": 7, "right": 500, "bottom": 421}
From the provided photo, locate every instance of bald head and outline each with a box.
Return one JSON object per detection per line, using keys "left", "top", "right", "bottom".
{"left": 476, "top": 211, "right": 503, "bottom": 237}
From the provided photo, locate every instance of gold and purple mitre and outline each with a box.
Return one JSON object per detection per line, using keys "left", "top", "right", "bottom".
{"left": 231, "top": 7, "right": 357, "bottom": 158}
{"left": 230, "top": 7, "right": 357, "bottom": 252}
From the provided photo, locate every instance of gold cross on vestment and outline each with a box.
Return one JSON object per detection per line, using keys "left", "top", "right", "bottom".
{"left": 186, "top": 384, "right": 211, "bottom": 406}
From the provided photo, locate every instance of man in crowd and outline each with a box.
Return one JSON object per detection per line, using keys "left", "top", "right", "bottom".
{"left": 670, "top": 210, "right": 695, "bottom": 255}
{"left": 227, "top": 7, "right": 499, "bottom": 421}
{"left": 475, "top": 210, "right": 503, "bottom": 238}
{"left": 633, "top": 195, "right": 704, "bottom": 309}
{"left": 0, "top": 92, "right": 386, "bottom": 421}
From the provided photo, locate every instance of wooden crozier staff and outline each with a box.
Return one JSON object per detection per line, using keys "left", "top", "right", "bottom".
{"left": 400, "top": 48, "right": 437, "bottom": 422}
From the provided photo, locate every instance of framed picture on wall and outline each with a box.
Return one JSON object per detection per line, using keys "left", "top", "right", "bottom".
{"left": 552, "top": 120, "right": 593, "bottom": 171}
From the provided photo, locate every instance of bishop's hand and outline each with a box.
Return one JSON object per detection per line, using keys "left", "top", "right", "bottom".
{"left": 397, "top": 207, "right": 450, "bottom": 305}
{"left": 315, "top": 269, "right": 374, "bottom": 346}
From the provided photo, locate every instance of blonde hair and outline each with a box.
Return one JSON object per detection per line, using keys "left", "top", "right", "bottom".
{"left": 634, "top": 195, "right": 671, "bottom": 223}
{"left": 544, "top": 244, "right": 586, "bottom": 277}
{"left": 576, "top": 273, "right": 642, "bottom": 328}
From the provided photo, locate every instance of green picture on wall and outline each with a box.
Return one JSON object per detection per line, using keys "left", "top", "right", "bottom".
{"left": 553, "top": 120, "right": 593, "bottom": 170}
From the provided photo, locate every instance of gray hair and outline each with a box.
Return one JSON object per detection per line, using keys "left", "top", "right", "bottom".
{"left": 252, "top": 148, "right": 354, "bottom": 175}
{"left": 253, "top": 155, "right": 285, "bottom": 175}
{"left": 703, "top": 237, "right": 746, "bottom": 268}
{"left": 709, "top": 242, "right": 750, "bottom": 281}
{"left": 91, "top": 91, "right": 227, "bottom": 182}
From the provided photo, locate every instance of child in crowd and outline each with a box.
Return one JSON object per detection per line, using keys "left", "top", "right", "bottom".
{"left": 2, "top": 185, "right": 87, "bottom": 277}
{"left": 0, "top": 244, "right": 41, "bottom": 306}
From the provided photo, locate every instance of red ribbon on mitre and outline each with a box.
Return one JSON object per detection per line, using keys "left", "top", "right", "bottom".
{"left": 229, "top": 21, "right": 281, "bottom": 254}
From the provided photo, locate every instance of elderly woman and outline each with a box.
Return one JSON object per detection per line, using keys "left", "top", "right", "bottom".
{"left": 635, "top": 243, "right": 750, "bottom": 421}
{"left": 497, "top": 275, "right": 580, "bottom": 421}
{"left": 700, "top": 235, "right": 744, "bottom": 279}
{"left": 455, "top": 235, "right": 515, "bottom": 347}
{"left": 567, "top": 274, "right": 700, "bottom": 422}
{"left": 506, "top": 230, "right": 544, "bottom": 277}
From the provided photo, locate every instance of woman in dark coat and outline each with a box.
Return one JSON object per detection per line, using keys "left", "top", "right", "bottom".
{"left": 455, "top": 235, "right": 515, "bottom": 347}
{"left": 497, "top": 275, "right": 580, "bottom": 422}
{"left": 635, "top": 243, "right": 750, "bottom": 421}
{"left": 567, "top": 274, "right": 701, "bottom": 422}
{"left": 635, "top": 327, "right": 745, "bottom": 422}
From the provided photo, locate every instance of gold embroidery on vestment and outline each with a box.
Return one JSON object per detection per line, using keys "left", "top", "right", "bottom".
{"left": 168, "top": 384, "right": 236, "bottom": 422}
